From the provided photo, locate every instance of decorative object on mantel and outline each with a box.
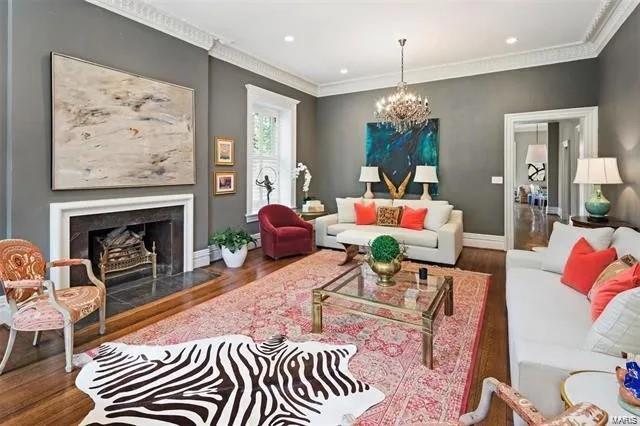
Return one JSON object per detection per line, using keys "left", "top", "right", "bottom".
{"left": 382, "top": 171, "right": 411, "bottom": 199}
{"left": 75, "top": 335, "right": 384, "bottom": 426}
{"left": 374, "top": 39, "right": 431, "bottom": 133}
{"left": 255, "top": 166, "right": 278, "bottom": 204}
{"left": 209, "top": 228, "right": 256, "bottom": 268}
{"left": 293, "top": 162, "right": 312, "bottom": 201}
{"left": 359, "top": 166, "right": 380, "bottom": 198}
{"left": 573, "top": 157, "right": 623, "bottom": 221}
{"left": 364, "top": 235, "right": 406, "bottom": 286}
{"left": 213, "top": 171, "right": 236, "bottom": 195}
{"left": 366, "top": 120, "right": 439, "bottom": 197}
{"left": 214, "top": 136, "right": 235, "bottom": 166}
{"left": 97, "top": 226, "right": 157, "bottom": 284}
{"left": 414, "top": 165, "right": 439, "bottom": 200}
{"left": 51, "top": 53, "right": 195, "bottom": 190}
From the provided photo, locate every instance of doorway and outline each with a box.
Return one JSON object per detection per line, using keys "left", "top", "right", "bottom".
{"left": 504, "top": 107, "right": 598, "bottom": 250}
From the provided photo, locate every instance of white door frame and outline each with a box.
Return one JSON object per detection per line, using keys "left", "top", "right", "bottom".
{"left": 504, "top": 106, "right": 598, "bottom": 250}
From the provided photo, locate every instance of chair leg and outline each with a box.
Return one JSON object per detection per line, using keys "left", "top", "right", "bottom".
{"left": 32, "top": 331, "right": 41, "bottom": 347}
{"left": 63, "top": 324, "right": 74, "bottom": 373}
{"left": 99, "top": 300, "right": 106, "bottom": 335}
{"left": 0, "top": 328, "right": 17, "bottom": 375}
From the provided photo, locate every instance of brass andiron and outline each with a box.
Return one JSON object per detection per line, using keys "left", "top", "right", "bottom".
{"left": 98, "top": 227, "right": 157, "bottom": 284}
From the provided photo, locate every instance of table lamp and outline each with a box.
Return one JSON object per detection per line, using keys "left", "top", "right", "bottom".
{"left": 573, "top": 157, "right": 623, "bottom": 221}
{"left": 414, "top": 165, "right": 438, "bottom": 200}
{"left": 359, "top": 166, "right": 380, "bottom": 199}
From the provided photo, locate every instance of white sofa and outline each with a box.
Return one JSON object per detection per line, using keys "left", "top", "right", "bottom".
{"left": 315, "top": 198, "right": 463, "bottom": 265}
{"left": 506, "top": 225, "right": 640, "bottom": 425}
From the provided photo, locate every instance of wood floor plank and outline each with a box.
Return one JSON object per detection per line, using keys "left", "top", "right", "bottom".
{"left": 0, "top": 248, "right": 510, "bottom": 425}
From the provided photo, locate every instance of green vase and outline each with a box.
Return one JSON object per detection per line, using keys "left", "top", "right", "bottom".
{"left": 585, "top": 185, "right": 611, "bottom": 219}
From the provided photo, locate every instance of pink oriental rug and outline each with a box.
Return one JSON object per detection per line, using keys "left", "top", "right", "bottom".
{"left": 85, "top": 250, "right": 490, "bottom": 425}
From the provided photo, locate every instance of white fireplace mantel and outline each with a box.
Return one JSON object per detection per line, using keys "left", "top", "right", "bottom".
{"left": 49, "top": 194, "right": 195, "bottom": 289}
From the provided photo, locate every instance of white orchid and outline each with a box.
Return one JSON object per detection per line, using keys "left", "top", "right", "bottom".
{"left": 293, "top": 162, "right": 312, "bottom": 193}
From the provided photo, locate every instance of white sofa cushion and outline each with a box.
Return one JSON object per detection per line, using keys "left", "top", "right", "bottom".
{"left": 585, "top": 287, "right": 640, "bottom": 356}
{"left": 336, "top": 198, "right": 393, "bottom": 223}
{"left": 392, "top": 199, "right": 453, "bottom": 231}
{"left": 327, "top": 223, "right": 438, "bottom": 248}
{"left": 612, "top": 227, "right": 640, "bottom": 259}
{"left": 542, "top": 222, "right": 614, "bottom": 274}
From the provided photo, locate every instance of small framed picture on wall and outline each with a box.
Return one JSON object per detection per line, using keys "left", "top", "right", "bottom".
{"left": 213, "top": 171, "right": 236, "bottom": 195}
{"left": 214, "top": 136, "right": 235, "bottom": 166}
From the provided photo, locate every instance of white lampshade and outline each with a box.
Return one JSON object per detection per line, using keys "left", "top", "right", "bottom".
{"left": 525, "top": 144, "right": 548, "bottom": 164}
{"left": 573, "top": 158, "right": 623, "bottom": 184}
{"left": 359, "top": 166, "right": 380, "bottom": 183}
{"left": 414, "top": 165, "right": 438, "bottom": 183}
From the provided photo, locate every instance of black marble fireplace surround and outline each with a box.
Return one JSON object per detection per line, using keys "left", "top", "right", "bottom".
{"left": 69, "top": 206, "right": 184, "bottom": 286}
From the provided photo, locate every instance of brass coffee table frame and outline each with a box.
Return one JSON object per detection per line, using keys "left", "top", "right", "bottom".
{"left": 311, "top": 264, "right": 453, "bottom": 369}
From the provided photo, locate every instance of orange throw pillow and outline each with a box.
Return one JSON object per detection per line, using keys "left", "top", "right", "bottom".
{"left": 399, "top": 206, "right": 428, "bottom": 230}
{"left": 591, "top": 263, "right": 640, "bottom": 320}
{"left": 561, "top": 238, "right": 617, "bottom": 295}
{"left": 354, "top": 202, "right": 377, "bottom": 225}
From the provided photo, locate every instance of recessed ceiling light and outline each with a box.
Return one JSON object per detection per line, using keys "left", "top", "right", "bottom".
{"left": 506, "top": 37, "right": 518, "bottom": 45}
{"left": 340, "top": 68, "right": 349, "bottom": 75}
{"left": 284, "top": 35, "right": 295, "bottom": 43}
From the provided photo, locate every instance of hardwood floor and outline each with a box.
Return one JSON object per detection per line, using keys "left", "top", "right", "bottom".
{"left": 0, "top": 247, "right": 509, "bottom": 425}
{"left": 514, "top": 202, "right": 563, "bottom": 250}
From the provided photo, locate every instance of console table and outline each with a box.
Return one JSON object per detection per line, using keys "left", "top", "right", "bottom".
{"left": 571, "top": 216, "right": 637, "bottom": 231}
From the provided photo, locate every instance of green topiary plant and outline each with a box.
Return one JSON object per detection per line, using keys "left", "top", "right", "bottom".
{"left": 369, "top": 235, "right": 401, "bottom": 263}
{"left": 209, "top": 228, "right": 257, "bottom": 253}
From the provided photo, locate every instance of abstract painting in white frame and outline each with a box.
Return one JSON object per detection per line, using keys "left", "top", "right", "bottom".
{"left": 51, "top": 53, "right": 195, "bottom": 190}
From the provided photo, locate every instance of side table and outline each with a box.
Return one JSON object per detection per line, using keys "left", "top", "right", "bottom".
{"left": 561, "top": 371, "right": 639, "bottom": 421}
{"left": 571, "top": 216, "right": 637, "bottom": 231}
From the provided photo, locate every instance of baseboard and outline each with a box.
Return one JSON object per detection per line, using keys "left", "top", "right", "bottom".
{"left": 207, "top": 233, "right": 262, "bottom": 264}
{"left": 463, "top": 233, "right": 506, "bottom": 251}
{"left": 193, "top": 248, "right": 212, "bottom": 268}
{"left": 546, "top": 206, "right": 561, "bottom": 216}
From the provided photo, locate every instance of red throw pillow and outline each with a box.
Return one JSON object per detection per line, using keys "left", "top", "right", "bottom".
{"left": 591, "top": 263, "right": 640, "bottom": 320}
{"left": 561, "top": 238, "right": 617, "bottom": 295}
{"left": 354, "top": 202, "right": 376, "bottom": 225}
{"left": 399, "top": 206, "right": 428, "bottom": 230}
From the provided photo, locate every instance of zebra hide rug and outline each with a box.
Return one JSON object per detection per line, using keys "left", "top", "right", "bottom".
{"left": 76, "top": 334, "right": 385, "bottom": 425}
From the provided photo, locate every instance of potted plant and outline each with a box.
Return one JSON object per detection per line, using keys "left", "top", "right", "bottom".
{"left": 209, "top": 228, "right": 257, "bottom": 268}
{"left": 365, "top": 235, "right": 406, "bottom": 287}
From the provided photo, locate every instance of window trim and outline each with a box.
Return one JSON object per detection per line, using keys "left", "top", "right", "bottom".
{"left": 245, "top": 84, "right": 300, "bottom": 223}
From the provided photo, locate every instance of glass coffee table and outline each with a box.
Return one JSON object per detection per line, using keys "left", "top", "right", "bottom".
{"left": 312, "top": 263, "right": 453, "bottom": 368}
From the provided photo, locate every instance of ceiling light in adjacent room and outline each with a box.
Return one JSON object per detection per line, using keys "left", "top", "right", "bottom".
{"left": 506, "top": 37, "right": 518, "bottom": 45}
{"left": 284, "top": 35, "right": 295, "bottom": 43}
{"left": 340, "top": 68, "right": 349, "bottom": 74}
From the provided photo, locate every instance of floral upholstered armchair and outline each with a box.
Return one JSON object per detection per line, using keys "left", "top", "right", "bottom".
{"left": 441, "top": 377, "right": 608, "bottom": 425}
{"left": 0, "top": 239, "right": 106, "bottom": 374}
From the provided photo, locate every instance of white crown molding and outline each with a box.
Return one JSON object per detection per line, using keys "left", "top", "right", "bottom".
{"left": 86, "top": 0, "right": 639, "bottom": 98}
{"left": 514, "top": 123, "right": 548, "bottom": 133}
{"left": 85, "top": 0, "right": 214, "bottom": 49}
{"left": 211, "top": 43, "right": 318, "bottom": 96}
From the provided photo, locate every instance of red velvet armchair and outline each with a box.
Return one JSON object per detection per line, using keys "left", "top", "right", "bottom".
{"left": 258, "top": 205, "right": 313, "bottom": 259}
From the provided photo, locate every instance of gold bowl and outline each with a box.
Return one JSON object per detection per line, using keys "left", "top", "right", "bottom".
{"left": 367, "top": 257, "right": 402, "bottom": 287}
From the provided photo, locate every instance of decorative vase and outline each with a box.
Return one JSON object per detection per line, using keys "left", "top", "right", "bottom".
{"left": 221, "top": 244, "right": 248, "bottom": 268}
{"left": 367, "top": 257, "right": 402, "bottom": 287}
{"left": 585, "top": 184, "right": 611, "bottom": 221}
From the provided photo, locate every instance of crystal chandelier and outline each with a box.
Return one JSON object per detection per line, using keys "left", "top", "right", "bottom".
{"left": 375, "top": 39, "right": 431, "bottom": 133}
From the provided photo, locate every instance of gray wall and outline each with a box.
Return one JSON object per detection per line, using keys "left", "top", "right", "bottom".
{"left": 598, "top": 4, "right": 640, "bottom": 225}
{"left": 0, "top": 0, "right": 6, "bottom": 238}
{"left": 316, "top": 60, "right": 599, "bottom": 235}
{"left": 209, "top": 58, "right": 317, "bottom": 234}
{"left": 547, "top": 122, "right": 559, "bottom": 208}
{"left": 6, "top": 0, "right": 210, "bottom": 256}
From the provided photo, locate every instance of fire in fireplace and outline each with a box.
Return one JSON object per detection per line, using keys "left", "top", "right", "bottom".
{"left": 97, "top": 226, "right": 157, "bottom": 284}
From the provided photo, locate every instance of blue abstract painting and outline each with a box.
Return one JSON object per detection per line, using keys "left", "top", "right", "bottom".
{"left": 365, "top": 119, "right": 439, "bottom": 196}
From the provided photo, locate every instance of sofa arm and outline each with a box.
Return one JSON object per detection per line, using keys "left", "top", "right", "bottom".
{"left": 506, "top": 250, "right": 543, "bottom": 270}
{"left": 513, "top": 340, "right": 622, "bottom": 419}
{"left": 437, "top": 210, "right": 463, "bottom": 264}
{"left": 315, "top": 214, "right": 338, "bottom": 244}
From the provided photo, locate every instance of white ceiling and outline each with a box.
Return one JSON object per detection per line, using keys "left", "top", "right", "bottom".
{"left": 149, "top": 0, "right": 603, "bottom": 85}
{"left": 89, "top": 0, "right": 640, "bottom": 96}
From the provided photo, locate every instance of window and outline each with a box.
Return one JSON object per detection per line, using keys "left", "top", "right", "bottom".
{"left": 245, "top": 85, "right": 299, "bottom": 222}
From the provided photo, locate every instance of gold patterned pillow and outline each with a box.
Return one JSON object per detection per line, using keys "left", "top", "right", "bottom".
{"left": 376, "top": 206, "right": 402, "bottom": 227}
{"left": 588, "top": 254, "right": 637, "bottom": 301}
